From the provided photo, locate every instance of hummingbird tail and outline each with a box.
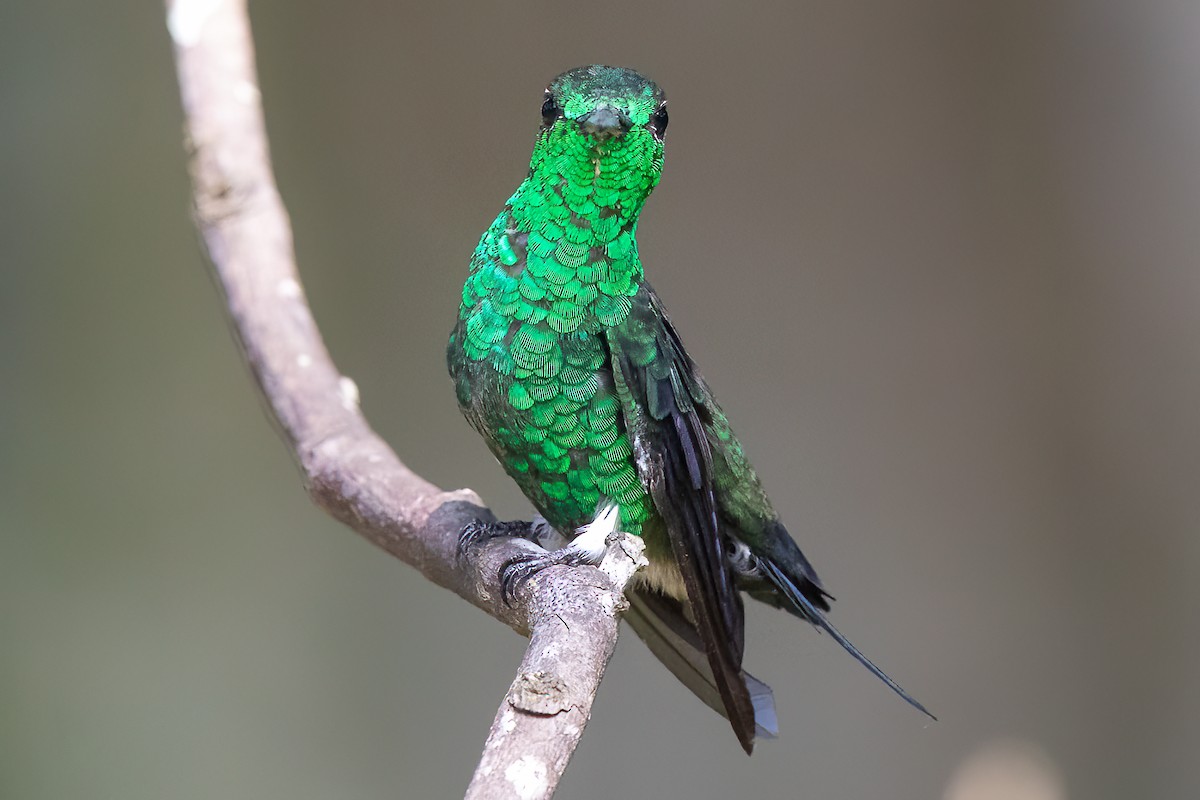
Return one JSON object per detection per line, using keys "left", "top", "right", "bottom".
{"left": 759, "top": 560, "right": 936, "bottom": 721}
{"left": 625, "top": 588, "right": 778, "bottom": 741}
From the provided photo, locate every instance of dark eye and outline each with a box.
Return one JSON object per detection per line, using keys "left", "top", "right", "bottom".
{"left": 649, "top": 104, "right": 669, "bottom": 139}
{"left": 541, "top": 93, "right": 561, "bottom": 127}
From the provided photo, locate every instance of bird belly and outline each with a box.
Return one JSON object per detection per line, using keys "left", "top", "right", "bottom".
{"left": 451, "top": 321, "right": 655, "bottom": 537}
{"left": 633, "top": 555, "right": 688, "bottom": 602}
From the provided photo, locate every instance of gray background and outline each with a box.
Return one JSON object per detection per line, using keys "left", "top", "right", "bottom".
{"left": 3, "top": 1, "right": 1198, "bottom": 798}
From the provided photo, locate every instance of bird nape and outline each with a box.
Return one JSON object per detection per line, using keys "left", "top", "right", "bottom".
{"left": 448, "top": 64, "right": 933, "bottom": 754}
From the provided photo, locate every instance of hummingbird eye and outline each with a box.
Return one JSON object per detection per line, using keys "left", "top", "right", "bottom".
{"left": 648, "top": 103, "right": 669, "bottom": 140}
{"left": 541, "top": 93, "right": 561, "bottom": 128}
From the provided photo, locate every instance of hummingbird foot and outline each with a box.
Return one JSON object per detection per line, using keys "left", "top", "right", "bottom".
{"left": 499, "top": 546, "right": 602, "bottom": 606}
{"left": 499, "top": 502, "right": 621, "bottom": 606}
{"left": 456, "top": 519, "right": 539, "bottom": 563}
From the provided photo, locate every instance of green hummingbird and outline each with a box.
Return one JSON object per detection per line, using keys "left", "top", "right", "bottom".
{"left": 448, "top": 65, "right": 932, "bottom": 753}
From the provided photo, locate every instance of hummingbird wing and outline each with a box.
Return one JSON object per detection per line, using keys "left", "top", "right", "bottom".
{"left": 608, "top": 283, "right": 934, "bottom": 742}
{"left": 606, "top": 283, "right": 760, "bottom": 753}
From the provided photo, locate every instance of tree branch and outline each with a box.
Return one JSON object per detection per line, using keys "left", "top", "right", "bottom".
{"left": 164, "top": 2, "right": 645, "bottom": 797}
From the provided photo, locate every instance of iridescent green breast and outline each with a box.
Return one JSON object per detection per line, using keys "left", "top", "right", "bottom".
{"left": 448, "top": 209, "right": 652, "bottom": 534}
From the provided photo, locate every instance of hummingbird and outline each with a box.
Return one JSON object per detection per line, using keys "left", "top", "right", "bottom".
{"left": 448, "top": 65, "right": 932, "bottom": 753}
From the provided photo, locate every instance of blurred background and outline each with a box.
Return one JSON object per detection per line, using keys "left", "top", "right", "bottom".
{"left": 3, "top": 1, "right": 1198, "bottom": 798}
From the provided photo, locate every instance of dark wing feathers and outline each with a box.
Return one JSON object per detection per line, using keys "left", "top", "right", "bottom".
{"left": 607, "top": 284, "right": 758, "bottom": 753}
{"left": 608, "top": 283, "right": 934, "bottom": 745}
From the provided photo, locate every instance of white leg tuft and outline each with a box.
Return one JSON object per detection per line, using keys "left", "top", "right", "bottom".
{"left": 571, "top": 502, "right": 622, "bottom": 562}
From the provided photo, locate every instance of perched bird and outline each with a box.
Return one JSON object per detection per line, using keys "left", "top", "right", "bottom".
{"left": 448, "top": 65, "right": 932, "bottom": 753}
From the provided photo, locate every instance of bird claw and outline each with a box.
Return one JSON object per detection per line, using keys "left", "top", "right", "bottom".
{"left": 460, "top": 520, "right": 597, "bottom": 606}
{"left": 457, "top": 519, "right": 535, "bottom": 562}
{"left": 499, "top": 553, "right": 549, "bottom": 606}
{"left": 499, "top": 547, "right": 592, "bottom": 607}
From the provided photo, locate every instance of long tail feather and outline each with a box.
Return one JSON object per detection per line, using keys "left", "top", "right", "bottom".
{"left": 760, "top": 561, "right": 935, "bottom": 720}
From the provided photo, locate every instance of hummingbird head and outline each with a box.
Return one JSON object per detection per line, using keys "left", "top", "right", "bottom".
{"left": 529, "top": 65, "right": 668, "bottom": 209}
